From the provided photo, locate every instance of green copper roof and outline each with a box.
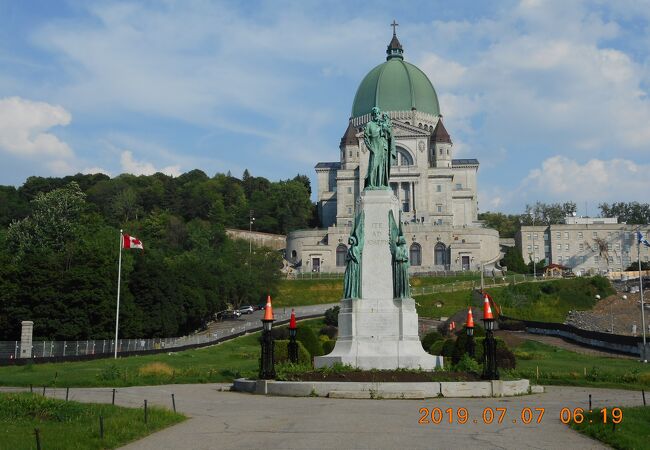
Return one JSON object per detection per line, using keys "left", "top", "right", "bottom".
{"left": 351, "top": 58, "right": 440, "bottom": 118}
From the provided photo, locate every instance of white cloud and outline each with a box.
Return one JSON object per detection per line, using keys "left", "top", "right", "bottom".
{"left": 120, "top": 150, "right": 181, "bottom": 177}
{"left": 0, "top": 96, "right": 73, "bottom": 158}
{"left": 522, "top": 155, "right": 650, "bottom": 204}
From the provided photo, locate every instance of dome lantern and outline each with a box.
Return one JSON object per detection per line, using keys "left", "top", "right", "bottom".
{"left": 386, "top": 20, "right": 404, "bottom": 61}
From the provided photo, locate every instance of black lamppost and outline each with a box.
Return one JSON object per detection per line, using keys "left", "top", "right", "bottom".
{"left": 288, "top": 309, "right": 298, "bottom": 363}
{"left": 481, "top": 294, "right": 499, "bottom": 380}
{"left": 465, "top": 306, "right": 475, "bottom": 358}
{"left": 259, "top": 296, "right": 276, "bottom": 380}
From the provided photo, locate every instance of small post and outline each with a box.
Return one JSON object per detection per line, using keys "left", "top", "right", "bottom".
{"left": 112, "top": 388, "right": 116, "bottom": 405}
{"left": 99, "top": 415, "right": 104, "bottom": 439}
{"left": 30, "top": 384, "right": 33, "bottom": 393}
{"left": 171, "top": 393, "right": 176, "bottom": 413}
{"left": 66, "top": 387, "right": 69, "bottom": 401}
{"left": 589, "top": 394, "right": 592, "bottom": 410}
{"left": 144, "top": 399, "right": 148, "bottom": 424}
{"left": 42, "top": 386, "right": 46, "bottom": 397}
{"left": 536, "top": 366, "right": 539, "bottom": 381}
{"left": 34, "top": 428, "right": 41, "bottom": 450}
{"left": 643, "top": 389, "right": 646, "bottom": 406}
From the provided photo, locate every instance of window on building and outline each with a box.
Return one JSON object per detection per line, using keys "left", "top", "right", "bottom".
{"left": 534, "top": 245, "right": 539, "bottom": 250}
{"left": 347, "top": 207, "right": 352, "bottom": 214}
{"left": 544, "top": 234, "right": 549, "bottom": 241}
{"left": 436, "top": 185, "right": 442, "bottom": 192}
{"left": 455, "top": 183, "right": 462, "bottom": 190}
{"left": 391, "top": 147, "right": 414, "bottom": 166}
{"left": 347, "top": 187, "right": 352, "bottom": 194}
{"left": 410, "top": 243, "right": 422, "bottom": 266}
{"left": 558, "top": 256, "right": 563, "bottom": 263}
{"left": 336, "top": 244, "right": 347, "bottom": 267}
{"left": 556, "top": 232, "right": 561, "bottom": 238}
{"left": 439, "top": 149, "right": 443, "bottom": 156}
{"left": 291, "top": 250, "right": 297, "bottom": 259}
{"left": 593, "top": 231, "right": 598, "bottom": 237}
{"left": 437, "top": 204, "right": 443, "bottom": 213}
{"left": 579, "top": 243, "right": 584, "bottom": 251}
{"left": 615, "top": 243, "right": 620, "bottom": 250}
{"left": 527, "top": 233, "right": 532, "bottom": 240}
{"left": 434, "top": 242, "right": 447, "bottom": 266}
{"left": 564, "top": 232, "right": 569, "bottom": 239}
{"left": 565, "top": 243, "right": 569, "bottom": 251}
{"left": 594, "top": 255, "right": 600, "bottom": 262}
{"left": 608, "top": 256, "right": 614, "bottom": 263}
{"left": 578, "top": 232, "right": 583, "bottom": 239}
{"left": 527, "top": 245, "right": 532, "bottom": 251}
{"left": 556, "top": 243, "right": 561, "bottom": 250}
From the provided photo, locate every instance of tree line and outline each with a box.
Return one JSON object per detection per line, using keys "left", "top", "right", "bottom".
{"left": 0, "top": 169, "right": 315, "bottom": 341}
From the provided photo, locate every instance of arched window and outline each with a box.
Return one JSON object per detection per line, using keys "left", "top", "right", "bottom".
{"left": 391, "top": 147, "right": 414, "bottom": 166}
{"left": 434, "top": 242, "right": 447, "bottom": 266}
{"left": 291, "top": 250, "right": 297, "bottom": 259}
{"left": 336, "top": 244, "right": 347, "bottom": 267}
{"left": 410, "top": 243, "right": 422, "bottom": 266}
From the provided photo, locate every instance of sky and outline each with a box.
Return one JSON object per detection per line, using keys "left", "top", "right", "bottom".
{"left": 1, "top": 0, "right": 650, "bottom": 214}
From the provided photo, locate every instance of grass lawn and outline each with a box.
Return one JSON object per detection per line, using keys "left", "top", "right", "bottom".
{"left": 507, "top": 340, "right": 650, "bottom": 391}
{"left": 0, "top": 319, "right": 327, "bottom": 388}
{"left": 0, "top": 392, "right": 184, "bottom": 450}
{"left": 415, "top": 289, "right": 473, "bottom": 318}
{"left": 570, "top": 406, "right": 650, "bottom": 450}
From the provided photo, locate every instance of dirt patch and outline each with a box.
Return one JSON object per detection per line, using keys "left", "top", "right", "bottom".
{"left": 494, "top": 330, "right": 526, "bottom": 348}
{"left": 566, "top": 293, "right": 648, "bottom": 335}
{"left": 284, "top": 370, "right": 481, "bottom": 382}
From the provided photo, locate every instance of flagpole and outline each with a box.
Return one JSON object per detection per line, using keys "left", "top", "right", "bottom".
{"left": 114, "top": 229, "right": 123, "bottom": 359}
{"left": 638, "top": 229, "right": 648, "bottom": 363}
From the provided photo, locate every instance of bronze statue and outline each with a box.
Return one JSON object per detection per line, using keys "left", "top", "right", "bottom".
{"left": 343, "top": 211, "right": 364, "bottom": 298}
{"left": 389, "top": 210, "right": 410, "bottom": 298}
{"left": 364, "top": 107, "right": 395, "bottom": 189}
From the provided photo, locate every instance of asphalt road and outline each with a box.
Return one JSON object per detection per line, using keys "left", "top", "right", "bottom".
{"left": 4, "top": 384, "right": 645, "bottom": 449}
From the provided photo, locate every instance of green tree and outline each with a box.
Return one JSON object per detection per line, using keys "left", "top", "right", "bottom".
{"left": 478, "top": 212, "right": 521, "bottom": 238}
{"left": 500, "top": 246, "right": 528, "bottom": 273}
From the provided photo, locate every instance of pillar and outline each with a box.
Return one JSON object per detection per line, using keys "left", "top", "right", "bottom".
{"left": 20, "top": 321, "right": 34, "bottom": 359}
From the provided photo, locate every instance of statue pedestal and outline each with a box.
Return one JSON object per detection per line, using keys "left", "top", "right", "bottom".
{"left": 314, "top": 190, "right": 443, "bottom": 370}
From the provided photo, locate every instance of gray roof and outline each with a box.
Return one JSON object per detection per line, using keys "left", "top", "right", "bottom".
{"left": 452, "top": 159, "right": 479, "bottom": 166}
{"left": 315, "top": 162, "right": 341, "bottom": 169}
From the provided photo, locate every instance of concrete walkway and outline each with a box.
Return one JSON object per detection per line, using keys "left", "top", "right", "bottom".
{"left": 4, "top": 384, "right": 645, "bottom": 449}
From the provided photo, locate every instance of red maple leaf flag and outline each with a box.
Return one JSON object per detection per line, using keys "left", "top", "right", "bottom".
{"left": 123, "top": 234, "right": 144, "bottom": 250}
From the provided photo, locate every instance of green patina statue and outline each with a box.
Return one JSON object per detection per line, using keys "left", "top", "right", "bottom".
{"left": 343, "top": 211, "right": 364, "bottom": 299}
{"left": 389, "top": 210, "right": 410, "bottom": 299}
{"left": 364, "top": 107, "right": 396, "bottom": 189}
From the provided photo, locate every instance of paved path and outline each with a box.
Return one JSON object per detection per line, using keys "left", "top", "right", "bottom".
{"left": 3, "top": 384, "right": 645, "bottom": 449}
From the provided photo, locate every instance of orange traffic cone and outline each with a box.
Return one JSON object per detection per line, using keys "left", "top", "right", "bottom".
{"left": 466, "top": 307, "right": 474, "bottom": 328}
{"left": 483, "top": 294, "right": 494, "bottom": 320}
{"left": 263, "top": 295, "right": 274, "bottom": 321}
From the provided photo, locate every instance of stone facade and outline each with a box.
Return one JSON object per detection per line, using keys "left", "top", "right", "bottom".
{"left": 516, "top": 217, "right": 650, "bottom": 275}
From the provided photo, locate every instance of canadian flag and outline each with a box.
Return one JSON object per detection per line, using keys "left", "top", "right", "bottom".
{"left": 123, "top": 234, "right": 144, "bottom": 250}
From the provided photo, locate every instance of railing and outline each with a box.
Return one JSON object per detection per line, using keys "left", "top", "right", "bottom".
{"left": 0, "top": 305, "right": 329, "bottom": 363}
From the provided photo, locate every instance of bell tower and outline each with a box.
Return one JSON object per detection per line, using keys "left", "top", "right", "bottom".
{"left": 430, "top": 117, "right": 452, "bottom": 168}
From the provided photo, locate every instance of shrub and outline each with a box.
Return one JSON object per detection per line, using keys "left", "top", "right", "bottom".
{"left": 454, "top": 353, "right": 480, "bottom": 374}
{"left": 440, "top": 338, "right": 456, "bottom": 357}
{"left": 324, "top": 306, "right": 339, "bottom": 326}
{"left": 274, "top": 340, "right": 311, "bottom": 365}
{"left": 97, "top": 363, "right": 122, "bottom": 381}
{"left": 322, "top": 340, "right": 335, "bottom": 354}
{"left": 421, "top": 331, "right": 443, "bottom": 351}
{"left": 429, "top": 340, "right": 445, "bottom": 355}
{"left": 296, "top": 326, "right": 323, "bottom": 357}
{"left": 271, "top": 327, "right": 290, "bottom": 340}
{"left": 319, "top": 325, "right": 338, "bottom": 339}
{"left": 474, "top": 337, "right": 516, "bottom": 369}
{"left": 275, "top": 362, "right": 313, "bottom": 381}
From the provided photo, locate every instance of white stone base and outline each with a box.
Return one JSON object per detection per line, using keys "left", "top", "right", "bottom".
{"left": 314, "top": 297, "right": 443, "bottom": 370}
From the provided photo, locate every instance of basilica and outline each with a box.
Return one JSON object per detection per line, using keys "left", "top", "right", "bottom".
{"left": 286, "top": 30, "right": 501, "bottom": 273}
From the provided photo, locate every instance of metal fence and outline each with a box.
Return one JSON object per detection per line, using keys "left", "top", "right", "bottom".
{"left": 0, "top": 306, "right": 328, "bottom": 362}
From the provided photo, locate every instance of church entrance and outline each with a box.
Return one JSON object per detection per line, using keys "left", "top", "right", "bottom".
{"left": 312, "top": 257, "right": 321, "bottom": 272}
{"left": 461, "top": 255, "right": 470, "bottom": 271}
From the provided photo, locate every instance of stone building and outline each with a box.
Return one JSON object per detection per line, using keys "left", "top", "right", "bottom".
{"left": 517, "top": 216, "right": 650, "bottom": 275}
{"left": 286, "top": 30, "right": 501, "bottom": 273}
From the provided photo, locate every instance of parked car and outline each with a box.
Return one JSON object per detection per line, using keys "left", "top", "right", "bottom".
{"left": 217, "top": 310, "right": 241, "bottom": 320}
{"left": 238, "top": 305, "right": 254, "bottom": 314}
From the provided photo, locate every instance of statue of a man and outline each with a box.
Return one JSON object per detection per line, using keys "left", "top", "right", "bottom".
{"left": 364, "top": 107, "right": 392, "bottom": 189}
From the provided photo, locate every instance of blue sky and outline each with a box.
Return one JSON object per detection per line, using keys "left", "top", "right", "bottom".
{"left": 1, "top": 0, "right": 650, "bottom": 214}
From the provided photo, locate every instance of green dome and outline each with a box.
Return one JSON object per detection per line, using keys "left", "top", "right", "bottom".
{"left": 351, "top": 58, "right": 440, "bottom": 118}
